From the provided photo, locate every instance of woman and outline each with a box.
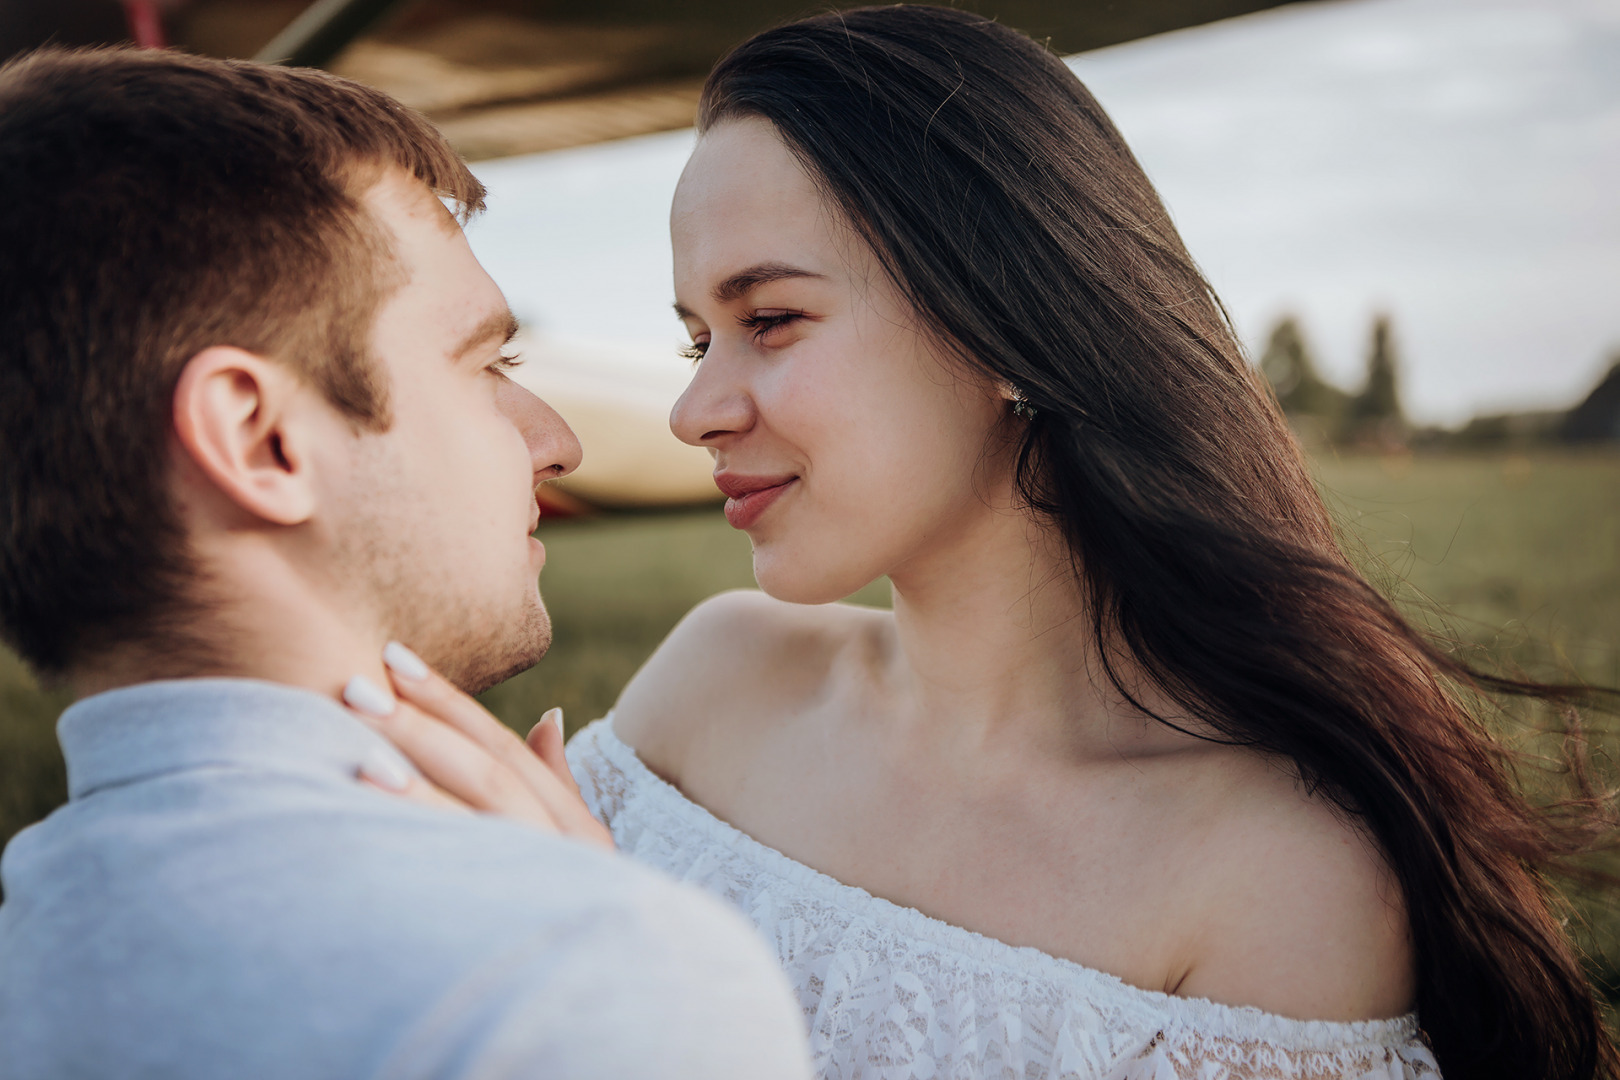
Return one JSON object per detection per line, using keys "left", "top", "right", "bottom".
{"left": 362, "top": 7, "right": 1618, "bottom": 1078}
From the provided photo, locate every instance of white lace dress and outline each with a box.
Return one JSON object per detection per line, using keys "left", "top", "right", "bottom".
{"left": 567, "top": 717, "right": 1440, "bottom": 1080}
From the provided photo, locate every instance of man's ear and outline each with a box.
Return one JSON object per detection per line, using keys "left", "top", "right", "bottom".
{"left": 171, "top": 346, "right": 321, "bottom": 527}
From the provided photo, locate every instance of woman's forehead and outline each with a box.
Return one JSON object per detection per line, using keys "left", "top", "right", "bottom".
{"left": 672, "top": 120, "right": 866, "bottom": 291}
{"left": 675, "top": 120, "right": 823, "bottom": 223}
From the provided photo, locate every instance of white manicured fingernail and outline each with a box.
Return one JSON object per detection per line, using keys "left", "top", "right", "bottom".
{"left": 343, "top": 675, "right": 396, "bottom": 717}
{"left": 359, "top": 749, "right": 410, "bottom": 791}
{"left": 383, "top": 641, "right": 429, "bottom": 680}
{"left": 544, "top": 707, "right": 564, "bottom": 740}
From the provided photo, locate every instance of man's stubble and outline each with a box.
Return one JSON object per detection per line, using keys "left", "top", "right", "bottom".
{"left": 337, "top": 449, "right": 552, "bottom": 696}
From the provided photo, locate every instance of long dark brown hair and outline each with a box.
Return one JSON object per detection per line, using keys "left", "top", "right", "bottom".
{"left": 698, "top": 7, "right": 1618, "bottom": 1077}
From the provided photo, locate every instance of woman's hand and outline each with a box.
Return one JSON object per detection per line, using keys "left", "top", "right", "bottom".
{"left": 342, "top": 642, "right": 614, "bottom": 851}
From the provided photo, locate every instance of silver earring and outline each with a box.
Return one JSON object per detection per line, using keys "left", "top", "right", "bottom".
{"left": 1009, "top": 386, "right": 1036, "bottom": 420}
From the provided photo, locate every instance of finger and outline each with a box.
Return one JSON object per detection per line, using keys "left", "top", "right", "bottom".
{"left": 376, "top": 703, "right": 562, "bottom": 830}
{"left": 359, "top": 772, "right": 474, "bottom": 815}
{"left": 381, "top": 648, "right": 605, "bottom": 841}
{"left": 381, "top": 642, "right": 519, "bottom": 757}
{"left": 383, "top": 644, "right": 548, "bottom": 774}
{"left": 346, "top": 678, "right": 561, "bottom": 832}
{"left": 357, "top": 745, "right": 472, "bottom": 813}
{"left": 527, "top": 707, "right": 584, "bottom": 801}
{"left": 527, "top": 707, "right": 564, "bottom": 768}
{"left": 372, "top": 653, "right": 612, "bottom": 850}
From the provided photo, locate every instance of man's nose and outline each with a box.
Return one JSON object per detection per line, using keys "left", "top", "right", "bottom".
{"left": 669, "top": 356, "right": 754, "bottom": 448}
{"left": 497, "top": 378, "right": 583, "bottom": 481}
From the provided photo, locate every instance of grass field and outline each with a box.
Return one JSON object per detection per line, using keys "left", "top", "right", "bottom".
{"left": 1319, "top": 451, "right": 1619, "bottom": 690}
{"left": 2, "top": 450, "right": 1616, "bottom": 993}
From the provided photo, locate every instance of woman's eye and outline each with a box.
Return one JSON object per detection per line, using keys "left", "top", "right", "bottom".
{"left": 739, "top": 310, "right": 803, "bottom": 342}
{"left": 675, "top": 311, "right": 801, "bottom": 365}
{"left": 489, "top": 351, "right": 524, "bottom": 374}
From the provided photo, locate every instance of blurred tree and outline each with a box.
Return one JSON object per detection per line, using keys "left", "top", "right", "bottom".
{"left": 1259, "top": 315, "right": 1349, "bottom": 420}
{"left": 1344, "top": 313, "right": 1408, "bottom": 448}
{"left": 1350, "top": 315, "right": 1404, "bottom": 421}
{"left": 1561, "top": 356, "right": 1620, "bottom": 443}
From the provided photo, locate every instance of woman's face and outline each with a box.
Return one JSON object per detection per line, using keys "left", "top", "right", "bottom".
{"left": 670, "top": 117, "right": 1012, "bottom": 604}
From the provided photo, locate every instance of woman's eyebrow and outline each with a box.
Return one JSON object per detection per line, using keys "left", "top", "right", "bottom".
{"left": 672, "top": 262, "right": 825, "bottom": 321}
{"left": 712, "top": 262, "right": 825, "bottom": 305}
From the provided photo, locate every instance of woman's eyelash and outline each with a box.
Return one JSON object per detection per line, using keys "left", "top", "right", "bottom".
{"left": 490, "top": 351, "right": 524, "bottom": 373}
{"left": 677, "top": 310, "right": 804, "bottom": 362}
{"left": 738, "top": 311, "right": 803, "bottom": 339}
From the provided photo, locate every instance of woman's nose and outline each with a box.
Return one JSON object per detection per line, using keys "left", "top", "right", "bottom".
{"left": 669, "top": 357, "right": 754, "bottom": 448}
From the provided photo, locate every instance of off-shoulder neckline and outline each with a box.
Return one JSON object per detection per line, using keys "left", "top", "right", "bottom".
{"left": 580, "top": 715, "right": 1422, "bottom": 1050}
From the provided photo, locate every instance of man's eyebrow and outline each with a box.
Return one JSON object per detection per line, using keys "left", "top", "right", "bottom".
{"left": 452, "top": 309, "right": 519, "bottom": 361}
{"left": 673, "top": 262, "right": 825, "bottom": 320}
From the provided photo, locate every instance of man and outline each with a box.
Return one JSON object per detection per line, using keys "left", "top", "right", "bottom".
{"left": 0, "top": 47, "right": 809, "bottom": 1079}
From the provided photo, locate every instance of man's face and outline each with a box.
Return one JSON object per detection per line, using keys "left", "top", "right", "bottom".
{"left": 322, "top": 171, "right": 581, "bottom": 693}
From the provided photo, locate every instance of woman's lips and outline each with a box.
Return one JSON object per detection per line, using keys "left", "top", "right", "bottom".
{"left": 715, "top": 473, "right": 798, "bottom": 530}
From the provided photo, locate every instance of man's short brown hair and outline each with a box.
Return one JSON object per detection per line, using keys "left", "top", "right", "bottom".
{"left": 0, "top": 48, "right": 485, "bottom": 676}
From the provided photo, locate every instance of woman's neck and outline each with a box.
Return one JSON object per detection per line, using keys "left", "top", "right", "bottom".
{"left": 884, "top": 505, "right": 1175, "bottom": 764}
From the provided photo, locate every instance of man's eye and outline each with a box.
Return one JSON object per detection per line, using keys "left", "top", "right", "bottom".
{"left": 490, "top": 351, "right": 523, "bottom": 373}
{"left": 678, "top": 340, "right": 709, "bottom": 364}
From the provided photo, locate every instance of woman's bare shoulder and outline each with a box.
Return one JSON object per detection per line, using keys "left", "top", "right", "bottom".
{"left": 610, "top": 589, "right": 887, "bottom": 782}
{"left": 1167, "top": 748, "right": 1416, "bottom": 1021}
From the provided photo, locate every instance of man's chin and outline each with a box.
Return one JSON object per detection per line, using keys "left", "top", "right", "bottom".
{"left": 425, "top": 603, "right": 552, "bottom": 697}
{"left": 458, "top": 640, "right": 548, "bottom": 697}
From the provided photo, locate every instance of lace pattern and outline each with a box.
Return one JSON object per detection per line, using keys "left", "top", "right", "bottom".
{"left": 568, "top": 719, "right": 1440, "bottom": 1080}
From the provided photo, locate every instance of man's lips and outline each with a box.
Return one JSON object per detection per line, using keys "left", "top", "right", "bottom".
{"left": 528, "top": 496, "right": 543, "bottom": 567}
{"left": 714, "top": 472, "right": 798, "bottom": 530}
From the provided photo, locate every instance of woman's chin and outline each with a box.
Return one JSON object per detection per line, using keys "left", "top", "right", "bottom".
{"left": 752, "top": 551, "right": 878, "bottom": 606}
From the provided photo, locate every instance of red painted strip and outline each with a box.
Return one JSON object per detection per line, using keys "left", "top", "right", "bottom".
{"left": 121, "top": 0, "right": 168, "bottom": 49}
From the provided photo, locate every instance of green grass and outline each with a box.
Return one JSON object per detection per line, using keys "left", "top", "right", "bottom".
{"left": 0, "top": 647, "right": 69, "bottom": 860}
{"left": 1, "top": 450, "right": 1616, "bottom": 995}
{"left": 1316, "top": 451, "right": 1620, "bottom": 689}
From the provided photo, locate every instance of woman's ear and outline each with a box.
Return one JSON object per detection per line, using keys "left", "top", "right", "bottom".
{"left": 171, "top": 346, "right": 319, "bottom": 527}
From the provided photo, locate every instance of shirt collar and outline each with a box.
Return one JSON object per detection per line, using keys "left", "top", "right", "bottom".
{"left": 58, "top": 677, "right": 415, "bottom": 800}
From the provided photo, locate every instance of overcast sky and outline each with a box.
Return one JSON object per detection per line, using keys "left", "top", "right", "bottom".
{"left": 467, "top": 0, "right": 1620, "bottom": 425}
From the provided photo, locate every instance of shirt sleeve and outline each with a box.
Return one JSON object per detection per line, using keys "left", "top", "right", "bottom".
{"left": 372, "top": 884, "right": 811, "bottom": 1080}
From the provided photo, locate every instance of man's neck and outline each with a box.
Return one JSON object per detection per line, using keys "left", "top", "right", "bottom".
{"left": 71, "top": 539, "right": 389, "bottom": 705}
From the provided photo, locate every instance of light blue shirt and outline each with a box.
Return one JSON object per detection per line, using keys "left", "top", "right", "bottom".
{"left": 0, "top": 679, "right": 810, "bottom": 1080}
